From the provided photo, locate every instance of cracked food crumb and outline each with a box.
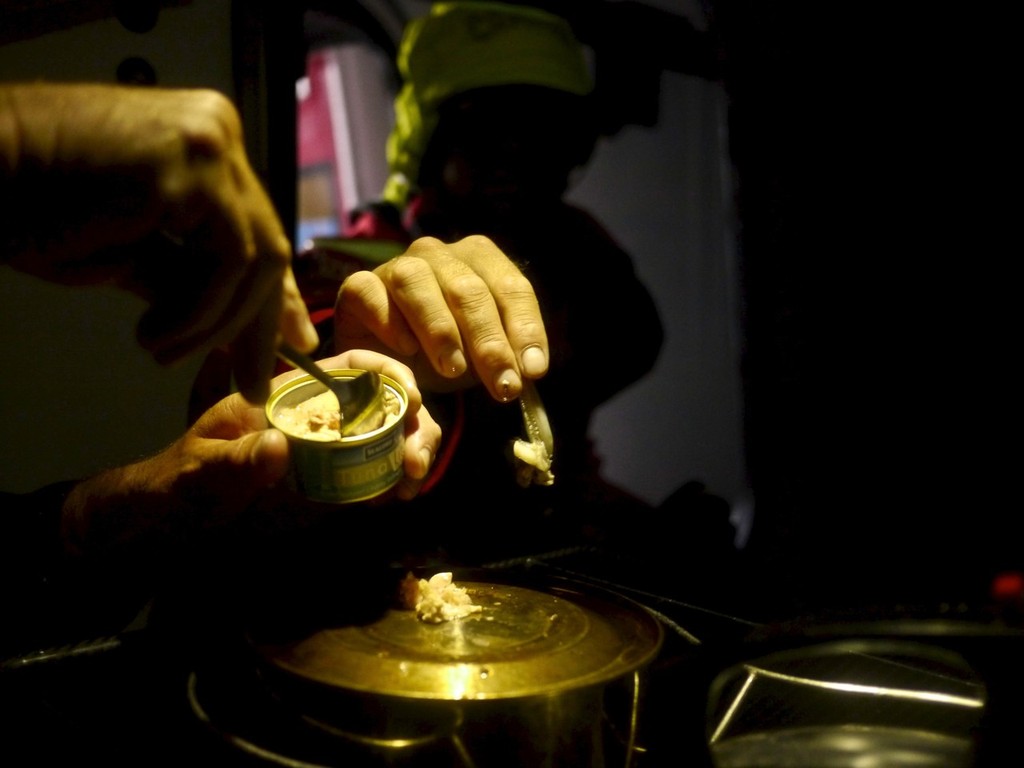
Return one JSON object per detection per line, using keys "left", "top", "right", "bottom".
{"left": 400, "top": 572, "right": 482, "bottom": 624}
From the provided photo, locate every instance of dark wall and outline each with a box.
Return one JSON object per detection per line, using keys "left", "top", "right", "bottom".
{"left": 713, "top": 3, "right": 1014, "bottom": 618}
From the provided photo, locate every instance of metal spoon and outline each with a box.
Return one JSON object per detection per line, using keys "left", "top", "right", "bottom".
{"left": 276, "top": 343, "right": 384, "bottom": 436}
{"left": 512, "top": 380, "right": 555, "bottom": 487}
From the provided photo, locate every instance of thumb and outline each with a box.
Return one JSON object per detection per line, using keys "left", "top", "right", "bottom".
{"left": 190, "top": 428, "right": 291, "bottom": 499}
{"left": 233, "top": 428, "right": 291, "bottom": 488}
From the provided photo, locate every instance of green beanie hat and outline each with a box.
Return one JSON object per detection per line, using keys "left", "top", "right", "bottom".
{"left": 382, "top": 1, "right": 593, "bottom": 207}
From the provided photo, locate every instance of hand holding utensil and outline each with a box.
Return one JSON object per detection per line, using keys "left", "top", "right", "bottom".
{"left": 276, "top": 343, "right": 384, "bottom": 436}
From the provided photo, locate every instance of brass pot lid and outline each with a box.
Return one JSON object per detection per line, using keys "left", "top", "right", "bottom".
{"left": 251, "top": 576, "right": 663, "bottom": 701}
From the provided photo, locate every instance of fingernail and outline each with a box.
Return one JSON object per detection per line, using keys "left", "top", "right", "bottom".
{"left": 521, "top": 345, "right": 547, "bottom": 378}
{"left": 419, "top": 446, "right": 435, "bottom": 474}
{"left": 496, "top": 370, "right": 521, "bottom": 402}
{"left": 442, "top": 349, "right": 467, "bottom": 376}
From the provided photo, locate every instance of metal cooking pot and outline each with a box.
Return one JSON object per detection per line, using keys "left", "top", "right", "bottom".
{"left": 244, "top": 570, "right": 664, "bottom": 767}
{"left": 699, "top": 616, "right": 1024, "bottom": 768}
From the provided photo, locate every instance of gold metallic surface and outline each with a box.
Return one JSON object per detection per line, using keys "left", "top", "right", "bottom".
{"left": 253, "top": 580, "right": 662, "bottom": 701}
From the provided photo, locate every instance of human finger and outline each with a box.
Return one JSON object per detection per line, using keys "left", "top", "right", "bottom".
{"left": 184, "top": 425, "right": 292, "bottom": 500}
{"left": 141, "top": 174, "right": 316, "bottom": 402}
{"left": 445, "top": 235, "right": 549, "bottom": 382}
{"left": 395, "top": 237, "right": 525, "bottom": 401}
{"left": 187, "top": 393, "right": 293, "bottom": 494}
{"left": 140, "top": 160, "right": 284, "bottom": 358}
{"left": 223, "top": 223, "right": 318, "bottom": 404}
{"left": 134, "top": 105, "right": 260, "bottom": 359}
{"left": 333, "top": 269, "right": 421, "bottom": 358}
{"left": 374, "top": 250, "right": 471, "bottom": 379}
{"left": 393, "top": 404, "right": 443, "bottom": 500}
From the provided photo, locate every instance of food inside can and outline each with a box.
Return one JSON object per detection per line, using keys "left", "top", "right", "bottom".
{"left": 266, "top": 370, "right": 408, "bottom": 503}
{"left": 273, "top": 387, "right": 401, "bottom": 441}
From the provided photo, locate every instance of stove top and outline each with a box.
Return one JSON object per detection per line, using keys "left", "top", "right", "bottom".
{"left": 3, "top": 549, "right": 1023, "bottom": 767}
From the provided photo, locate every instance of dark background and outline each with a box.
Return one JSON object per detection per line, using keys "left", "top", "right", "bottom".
{"left": 710, "top": 2, "right": 1015, "bottom": 616}
{"left": 1, "top": 1, "right": 1015, "bottom": 620}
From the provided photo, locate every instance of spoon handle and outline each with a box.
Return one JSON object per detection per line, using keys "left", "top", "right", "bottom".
{"left": 276, "top": 342, "right": 337, "bottom": 391}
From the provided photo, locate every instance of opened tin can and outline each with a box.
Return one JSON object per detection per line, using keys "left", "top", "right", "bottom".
{"left": 266, "top": 369, "right": 408, "bottom": 504}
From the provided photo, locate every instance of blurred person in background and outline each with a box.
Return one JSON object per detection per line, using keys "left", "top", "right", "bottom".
{"left": 315, "top": 1, "right": 666, "bottom": 566}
